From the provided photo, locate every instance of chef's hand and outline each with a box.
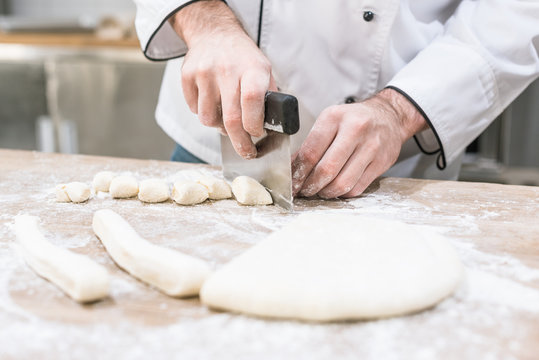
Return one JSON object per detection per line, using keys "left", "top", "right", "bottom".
{"left": 291, "top": 88, "right": 428, "bottom": 198}
{"left": 170, "top": 0, "right": 276, "bottom": 159}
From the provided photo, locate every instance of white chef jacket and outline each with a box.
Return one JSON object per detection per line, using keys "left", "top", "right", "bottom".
{"left": 134, "top": 0, "right": 539, "bottom": 180}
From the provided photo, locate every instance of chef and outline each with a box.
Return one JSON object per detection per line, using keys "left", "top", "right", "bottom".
{"left": 133, "top": 0, "right": 539, "bottom": 198}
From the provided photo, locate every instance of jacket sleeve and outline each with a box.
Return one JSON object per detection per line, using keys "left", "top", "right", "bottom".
{"left": 387, "top": 0, "right": 539, "bottom": 170}
{"left": 133, "top": 0, "right": 226, "bottom": 61}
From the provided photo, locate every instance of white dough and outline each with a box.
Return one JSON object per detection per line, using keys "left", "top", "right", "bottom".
{"left": 231, "top": 176, "right": 272, "bottom": 205}
{"left": 14, "top": 215, "right": 110, "bottom": 303}
{"left": 93, "top": 171, "right": 115, "bottom": 192}
{"left": 201, "top": 214, "right": 464, "bottom": 322}
{"left": 197, "top": 176, "right": 232, "bottom": 200}
{"left": 138, "top": 179, "right": 170, "bottom": 203}
{"left": 172, "top": 181, "right": 209, "bottom": 205}
{"left": 64, "top": 182, "right": 91, "bottom": 203}
{"left": 92, "top": 209, "right": 211, "bottom": 297}
{"left": 55, "top": 184, "right": 70, "bottom": 202}
{"left": 109, "top": 175, "right": 138, "bottom": 198}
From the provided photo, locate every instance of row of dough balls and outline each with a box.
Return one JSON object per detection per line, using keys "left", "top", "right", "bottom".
{"left": 56, "top": 171, "right": 273, "bottom": 206}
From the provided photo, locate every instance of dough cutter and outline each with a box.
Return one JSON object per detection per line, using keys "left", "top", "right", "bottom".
{"left": 220, "top": 91, "right": 300, "bottom": 211}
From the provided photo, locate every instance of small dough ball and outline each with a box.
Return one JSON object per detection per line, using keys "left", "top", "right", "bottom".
{"left": 55, "top": 184, "right": 71, "bottom": 202}
{"left": 232, "top": 176, "right": 272, "bottom": 205}
{"left": 138, "top": 179, "right": 170, "bottom": 203}
{"left": 197, "top": 176, "right": 232, "bottom": 200}
{"left": 65, "top": 182, "right": 91, "bottom": 203}
{"left": 93, "top": 171, "right": 115, "bottom": 192}
{"left": 109, "top": 175, "right": 138, "bottom": 199}
{"left": 172, "top": 181, "right": 209, "bottom": 205}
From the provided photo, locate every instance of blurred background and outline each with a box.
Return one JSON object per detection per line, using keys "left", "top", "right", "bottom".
{"left": 0, "top": 0, "right": 174, "bottom": 160}
{"left": 0, "top": 1, "right": 537, "bottom": 185}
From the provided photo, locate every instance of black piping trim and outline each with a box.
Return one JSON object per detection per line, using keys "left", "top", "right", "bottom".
{"left": 256, "top": 0, "right": 264, "bottom": 47}
{"left": 385, "top": 85, "right": 447, "bottom": 170}
{"left": 143, "top": 0, "right": 228, "bottom": 62}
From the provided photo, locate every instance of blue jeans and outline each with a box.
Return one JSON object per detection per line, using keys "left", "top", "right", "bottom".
{"left": 170, "top": 144, "right": 206, "bottom": 164}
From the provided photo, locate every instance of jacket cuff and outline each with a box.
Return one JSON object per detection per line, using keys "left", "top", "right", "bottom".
{"left": 136, "top": 0, "right": 227, "bottom": 61}
{"left": 386, "top": 38, "right": 498, "bottom": 171}
{"left": 385, "top": 86, "right": 447, "bottom": 170}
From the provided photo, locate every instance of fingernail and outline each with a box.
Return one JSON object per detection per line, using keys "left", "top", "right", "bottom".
{"left": 318, "top": 192, "right": 334, "bottom": 200}
{"left": 300, "top": 189, "right": 313, "bottom": 198}
{"left": 245, "top": 150, "right": 257, "bottom": 159}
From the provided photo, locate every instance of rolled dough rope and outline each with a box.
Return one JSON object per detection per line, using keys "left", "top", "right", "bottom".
{"left": 92, "top": 209, "right": 211, "bottom": 297}
{"left": 55, "top": 184, "right": 71, "bottom": 202}
{"left": 65, "top": 182, "right": 91, "bottom": 203}
{"left": 93, "top": 171, "right": 115, "bottom": 192}
{"left": 138, "top": 179, "right": 170, "bottom": 203}
{"left": 109, "top": 175, "right": 138, "bottom": 198}
{"left": 231, "top": 176, "right": 272, "bottom": 205}
{"left": 197, "top": 176, "right": 232, "bottom": 200}
{"left": 172, "top": 181, "right": 209, "bottom": 205}
{"left": 201, "top": 214, "right": 464, "bottom": 322}
{"left": 13, "top": 215, "right": 110, "bottom": 303}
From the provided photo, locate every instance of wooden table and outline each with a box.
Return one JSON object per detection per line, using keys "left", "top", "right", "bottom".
{"left": 1, "top": 149, "right": 538, "bottom": 360}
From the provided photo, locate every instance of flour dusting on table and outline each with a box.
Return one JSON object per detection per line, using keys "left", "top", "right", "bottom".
{"left": 0, "top": 151, "right": 538, "bottom": 360}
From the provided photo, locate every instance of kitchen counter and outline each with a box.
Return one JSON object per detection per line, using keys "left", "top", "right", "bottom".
{"left": 0, "top": 31, "right": 139, "bottom": 48}
{"left": 0, "top": 149, "right": 538, "bottom": 359}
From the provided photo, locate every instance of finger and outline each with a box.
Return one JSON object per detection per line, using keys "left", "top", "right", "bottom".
{"left": 341, "top": 161, "right": 381, "bottom": 198}
{"left": 291, "top": 109, "right": 340, "bottom": 196}
{"left": 317, "top": 144, "right": 375, "bottom": 199}
{"left": 181, "top": 63, "right": 199, "bottom": 115}
{"left": 220, "top": 78, "right": 257, "bottom": 159}
{"left": 298, "top": 130, "right": 357, "bottom": 198}
{"left": 241, "top": 70, "right": 269, "bottom": 137}
{"left": 197, "top": 78, "right": 222, "bottom": 128}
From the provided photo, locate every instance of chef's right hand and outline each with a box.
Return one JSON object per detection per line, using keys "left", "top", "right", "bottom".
{"left": 170, "top": 0, "right": 276, "bottom": 159}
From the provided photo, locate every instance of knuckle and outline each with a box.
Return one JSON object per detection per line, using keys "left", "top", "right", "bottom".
{"left": 300, "top": 148, "right": 319, "bottom": 166}
{"left": 197, "top": 64, "right": 213, "bottom": 79}
{"left": 198, "top": 112, "right": 219, "bottom": 127}
{"left": 317, "top": 163, "right": 337, "bottom": 181}
{"left": 323, "top": 105, "right": 342, "bottom": 122}
{"left": 181, "top": 68, "right": 194, "bottom": 81}
{"left": 349, "top": 118, "right": 368, "bottom": 134}
{"left": 365, "top": 140, "right": 381, "bottom": 155}
{"left": 242, "top": 87, "right": 265, "bottom": 102}
{"left": 223, "top": 113, "right": 242, "bottom": 128}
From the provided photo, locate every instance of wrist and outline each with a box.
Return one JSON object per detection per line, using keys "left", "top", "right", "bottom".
{"left": 376, "top": 88, "right": 428, "bottom": 143}
{"left": 169, "top": 0, "right": 245, "bottom": 47}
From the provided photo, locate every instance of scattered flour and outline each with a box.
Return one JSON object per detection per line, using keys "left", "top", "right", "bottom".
{"left": 0, "top": 154, "right": 538, "bottom": 360}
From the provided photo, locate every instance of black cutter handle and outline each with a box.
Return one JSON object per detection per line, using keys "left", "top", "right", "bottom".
{"left": 264, "top": 91, "right": 300, "bottom": 135}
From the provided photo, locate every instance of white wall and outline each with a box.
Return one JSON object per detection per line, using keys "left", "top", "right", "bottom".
{"left": 9, "top": 0, "right": 135, "bottom": 18}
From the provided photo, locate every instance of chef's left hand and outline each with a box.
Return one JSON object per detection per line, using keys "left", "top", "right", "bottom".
{"left": 291, "top": 88, "right": 428, "bottom": 199}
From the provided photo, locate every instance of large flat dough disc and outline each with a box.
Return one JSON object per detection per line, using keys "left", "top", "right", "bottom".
{"left": 201, "top": 213, "right": 464, "bottom": 322}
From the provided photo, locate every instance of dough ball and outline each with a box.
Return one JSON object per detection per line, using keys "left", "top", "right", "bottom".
{"left": 231, "top": 176, "right": 272, "bottom": 205}
{"left": 172, "top": 181, "right": 209, "bottom": 205}
{"left": 197, "top": 176, "right": 232, "bottom": 200}
{"left": 65, "top": 182, "right": 91, "bottom": 203}
{"left": 55, "top": 184, "right": 71, "bottom": 202}
{"left": 93, "top": 171, "right": 115, "bottom": 192}
{"left": 138, "top": 179, "right": 170, "bottom": 203}
{"left": 109, "top": 175, "right": 138, "bottom": 199}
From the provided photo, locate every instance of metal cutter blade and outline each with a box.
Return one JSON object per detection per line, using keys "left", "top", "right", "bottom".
{"left": 220, "top": 91, "right": 299, "bottom": 211}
